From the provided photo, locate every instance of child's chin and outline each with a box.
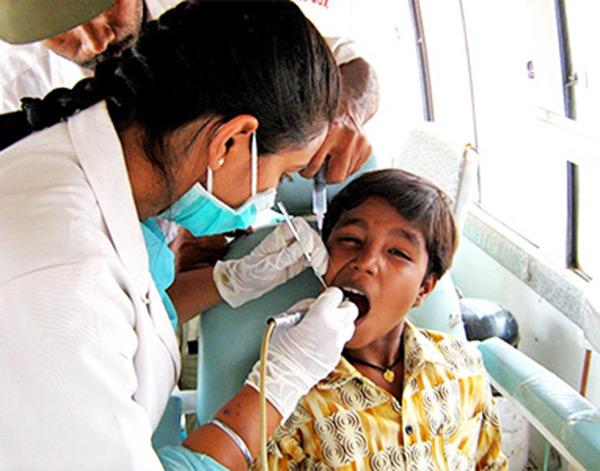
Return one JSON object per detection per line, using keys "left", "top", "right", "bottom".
{"left": 344, "top": 336, "right": 364, "bottom": 350}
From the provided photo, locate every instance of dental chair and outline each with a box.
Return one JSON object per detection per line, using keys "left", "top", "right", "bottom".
{"left": 194, "top": 144, "right": 476, "bottom": 424}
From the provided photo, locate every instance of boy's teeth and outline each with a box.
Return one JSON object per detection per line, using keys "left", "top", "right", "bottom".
{"left": 343, "top": 286, "right": 365, "bottom": 296}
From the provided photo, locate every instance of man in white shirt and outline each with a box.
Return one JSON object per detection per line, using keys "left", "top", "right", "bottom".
{"left": 0, "top": 0, "right": 175, "bottom": 111}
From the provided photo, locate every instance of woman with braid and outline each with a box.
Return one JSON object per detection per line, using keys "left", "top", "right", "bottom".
{"left": 0, "top": 2, "right": 360, "bottom": 470}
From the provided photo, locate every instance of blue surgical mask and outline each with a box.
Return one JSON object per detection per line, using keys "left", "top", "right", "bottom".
{"left": 159, "top": 132, "right": 277, "bottom": 236}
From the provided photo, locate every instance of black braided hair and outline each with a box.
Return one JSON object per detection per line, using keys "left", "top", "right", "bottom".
{"left": 0, "top": 0, "right": 340, "bottom": 190}
{"left": 0, "top": 78, "right": 103, "bottom": 150}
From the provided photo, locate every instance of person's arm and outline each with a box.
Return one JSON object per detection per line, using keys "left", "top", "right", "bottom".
{"left": 164, "top": 288, "right": 358, "bottom": 470}
{"left": 169, "top": 218, "right": 328, "bottom": 323}
{"left": 182, "top": 386, "right": 282, "bottom": 470}
{"left": 157, "top": 386, "right": 282, "bottom": 470}
{"left": 300, "top": 52, "right": 380, "bottom": 183}
{"left": 167, "top": 266, "right": 222, "bottom": 323}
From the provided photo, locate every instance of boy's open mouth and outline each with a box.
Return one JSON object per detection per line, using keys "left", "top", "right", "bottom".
{"left": 340, "top": 286, "right": 371, "bottom": 319}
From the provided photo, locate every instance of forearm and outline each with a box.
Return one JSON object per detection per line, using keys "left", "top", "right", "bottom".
{"left": 183, "top": 386, "right": 282, "bottom": 471}
{"left": 181, "top": 288, "right": 357, "bottom": 470}
{"left": 339, "top": 58, "right": 380, "bottom": 125}
{"left": 167, "top": 266, "right": 223, "bottom": 323}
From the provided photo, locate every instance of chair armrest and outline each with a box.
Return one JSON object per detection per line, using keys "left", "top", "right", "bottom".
{"left": 478, "top": 337, "right": 600, "bottom": 470}
{"left": 172, "top": 389, "right": 197, "bottom": 416}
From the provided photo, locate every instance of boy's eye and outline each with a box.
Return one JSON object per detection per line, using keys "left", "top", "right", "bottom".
{"left": 338, "top": 236, "right": 362, "bottom": 247}
{"left": 389, "top": 247, "right": 411, "bottom": 260}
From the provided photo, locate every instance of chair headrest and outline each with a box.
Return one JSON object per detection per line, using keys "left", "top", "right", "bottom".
{"left": 393, "top": 125, "right": 463, "bottom": 204}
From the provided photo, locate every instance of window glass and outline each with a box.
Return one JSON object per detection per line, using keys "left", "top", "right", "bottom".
{"left": 562, "top": 1, "right": 600, "bottom": 279}
{"left": 348, "top": 0, "right": 425, "bottom": 164}
{"left": 578, "top": 158, "right": 600, "bottom": 279}
{"left": 297, "top": 0, "right": 424, "bottom": 166}
{"left": 419, "top": 0, "right": 475, "bottom": 139}
{"left": 459, "top": 0, "right": 568, "bottom": 264}
{"left": 564, "top": 2, "right": 600, "bottom": 126}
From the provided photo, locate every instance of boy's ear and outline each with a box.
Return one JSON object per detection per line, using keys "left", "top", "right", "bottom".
{"left": 412, "top": 274, "right": 438, "bottom": 308}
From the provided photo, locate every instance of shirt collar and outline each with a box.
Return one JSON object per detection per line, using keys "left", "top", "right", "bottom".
{"left": 316, "top": 356, "right": 362, "bottom": 390}
{"left": 68, "top": 102, "right": 181, "bottom": 378}
{"left": 402, "top": 321, "right": 457, "bottom": 376}
{"left": 68, "top": 102, "right": 151, "bottom": 294}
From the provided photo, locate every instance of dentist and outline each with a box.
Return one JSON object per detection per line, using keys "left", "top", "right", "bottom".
{"left": 0, "top": 2, "right": 357, "bottom": 470}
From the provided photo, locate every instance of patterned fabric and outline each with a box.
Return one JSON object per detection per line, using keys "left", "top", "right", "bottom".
{"left": 258, "top": 323, "right": 507, "bottom": 470}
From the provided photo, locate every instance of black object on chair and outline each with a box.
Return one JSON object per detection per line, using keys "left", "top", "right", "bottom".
{"left": 460, "top": 298, "right": 520, "bottom": 347}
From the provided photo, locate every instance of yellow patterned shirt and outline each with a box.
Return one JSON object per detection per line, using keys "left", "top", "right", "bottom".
{"left": 259, "top": 322, "right": 507, "bottom": 470}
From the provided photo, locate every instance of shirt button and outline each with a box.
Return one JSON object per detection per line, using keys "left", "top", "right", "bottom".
{"left": 405, "top": 425, "right": 413, "bottom": 435}
{"left": 142, "top": 290, "right": 151, "bottom": 305}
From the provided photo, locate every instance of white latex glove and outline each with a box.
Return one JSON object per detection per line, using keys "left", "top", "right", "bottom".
{"left": 245, "top": 287, "right": 358, "bottom": 420}
{"left": 213, "top": 218, "right": 328, "bottom": 308}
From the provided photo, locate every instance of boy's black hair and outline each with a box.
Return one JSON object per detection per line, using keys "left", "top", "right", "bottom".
{"left": 322, "top": 168, "right": 458, "bottom": 280}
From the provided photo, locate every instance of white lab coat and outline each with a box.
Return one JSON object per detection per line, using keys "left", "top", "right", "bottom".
{"left": 0, "top": 102, "right": 180, "bottom": 470}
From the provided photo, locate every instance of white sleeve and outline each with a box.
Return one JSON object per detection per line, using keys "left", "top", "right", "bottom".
{"left": 0, "top": 41, "right": 88, "bottom": 113}
{"left": 324, "top": 36, "right": 361, "bottom": 66}
{"left": 144, "top": 0, "right": 183, "bottom": 19}
{"left": 0, "top": 262, "right": 164, "bottom": 471}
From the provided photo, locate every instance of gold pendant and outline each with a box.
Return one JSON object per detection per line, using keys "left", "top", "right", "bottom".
{"left": 383, "top": 369, "right": 395, "bottom": 383}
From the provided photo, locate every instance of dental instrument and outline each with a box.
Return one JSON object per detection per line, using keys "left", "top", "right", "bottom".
{"left": 312, "top": 163, "right": 327, "bottom": 233}
{"left": 276, "top": 201, "right": 328, "bottom": 290}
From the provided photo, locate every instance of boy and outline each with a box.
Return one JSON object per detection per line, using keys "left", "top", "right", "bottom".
{"left": 260, "top": 169, "right": 507, "bottom": 470}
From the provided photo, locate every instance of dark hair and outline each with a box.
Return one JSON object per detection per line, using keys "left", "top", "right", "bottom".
{"left": 0, "top": 0, "right": 339, "bottom": 186}
{"left": 322, "top": 168, "right": 458, "bottom": 280}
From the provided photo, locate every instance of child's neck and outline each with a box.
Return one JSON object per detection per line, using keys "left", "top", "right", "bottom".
{"left": 345, "top": 321, "right": 405, "bottom": 366}
{"left": 344, "top": 321, "right": 405, "bottom": 397}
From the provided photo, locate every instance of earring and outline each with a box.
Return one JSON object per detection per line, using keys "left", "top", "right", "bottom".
{"left": 217, "top": 158, "right": 225, "bottom": 168}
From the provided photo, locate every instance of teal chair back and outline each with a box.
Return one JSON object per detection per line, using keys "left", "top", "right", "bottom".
{"left": 276, "top": 154, "right": 378, "bottom": 214}
{"left": 196, "top": 226, "right": 321, "bottom": 423}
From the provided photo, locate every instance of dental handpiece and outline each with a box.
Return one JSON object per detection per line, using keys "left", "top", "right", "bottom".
{"left": 276, "top": 201, "right": 328, "bottom": 290}
{"left": 312, "top": 164, "right": 327, "bottom": 233}
{"left": 268, "top": 307, "right": 308, "bottom": 328}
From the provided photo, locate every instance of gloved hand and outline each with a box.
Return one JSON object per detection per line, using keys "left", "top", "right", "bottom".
{"left": 213, "top": 218, "right": 328, "bottom": 308}
{"left": 245, "top": 287, "right": 358, "bottom": 420}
